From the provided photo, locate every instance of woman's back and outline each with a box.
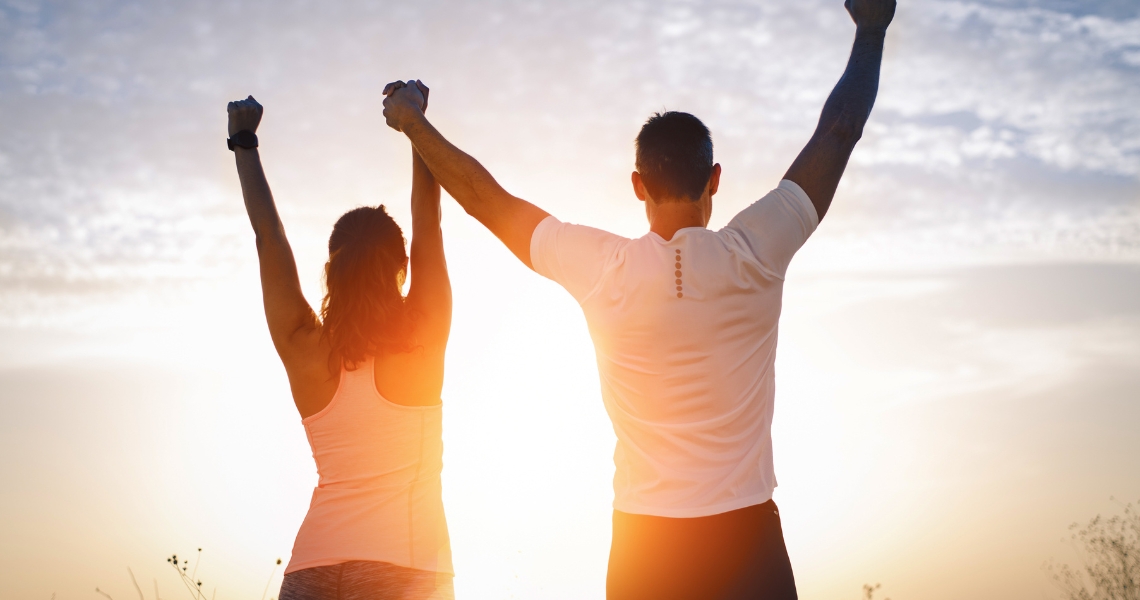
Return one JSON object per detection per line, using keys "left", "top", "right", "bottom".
{"left": 287, "top": 356, "right": 452, "bottom": 575}
{"left": 227, "top": 87, "right": 454, "bottom": 599}
{"left": 289, "top": 333, "right": 449, "bottom": 419}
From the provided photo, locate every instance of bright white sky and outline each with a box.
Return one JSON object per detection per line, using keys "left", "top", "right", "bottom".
{"left": 1, "top": 1, "right": 1138, "bottom": 599}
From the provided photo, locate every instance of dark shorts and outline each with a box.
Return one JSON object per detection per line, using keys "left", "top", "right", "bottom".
{"left": 607, "top": 500, "right": 797, "bottom": 600}
{"left": 279, "top": 560, "right": 454, "bottom": 600}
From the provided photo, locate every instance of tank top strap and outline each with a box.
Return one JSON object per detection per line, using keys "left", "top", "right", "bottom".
{"left": 337, "top": 356, "right": 378, "bottom": 402}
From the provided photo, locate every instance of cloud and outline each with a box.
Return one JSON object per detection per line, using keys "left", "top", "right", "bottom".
{"left": 0, "top": 0, "right": 1137, "bottom": 326}
{"left": 873, "top": 1, "right": 1140, "bottom": 177}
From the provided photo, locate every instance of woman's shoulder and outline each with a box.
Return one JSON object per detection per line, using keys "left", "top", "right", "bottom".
{"left": 283, "top": 332, "right": 340, "bottom": 419}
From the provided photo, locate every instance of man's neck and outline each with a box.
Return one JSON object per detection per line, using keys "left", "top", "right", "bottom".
{"left": 648, "top": 200, "right": 709, "bottom": 241}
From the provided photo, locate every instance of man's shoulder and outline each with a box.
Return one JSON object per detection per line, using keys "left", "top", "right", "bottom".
{"left": 536, "top": 216, "right": 630, "bottom": 241}
{"left": 723, "top": 181, "right": 819, "bottom": 234}
{"left": 530, "top": 217, "right": 634, "bottom": 297}
{"left": 533, "top": 217, "right": 634, "bottom": 257}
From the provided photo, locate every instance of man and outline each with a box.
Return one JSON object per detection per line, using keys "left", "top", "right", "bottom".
{"left": 382, "top": 0, "right": 895, "bottom": 597}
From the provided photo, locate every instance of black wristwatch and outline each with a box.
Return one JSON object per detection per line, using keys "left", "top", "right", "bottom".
{"left": 227, "top": 130, "right": 259, "bottom": 151}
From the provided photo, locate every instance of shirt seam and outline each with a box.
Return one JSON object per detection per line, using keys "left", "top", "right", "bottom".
{"left": 528, "top": 215, "right": 559, "bottom": 278}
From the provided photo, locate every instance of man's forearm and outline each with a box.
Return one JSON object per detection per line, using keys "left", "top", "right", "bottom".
{"left": 819, "top": 27, "right": 885, "bottom": 141}
{"left": 400, "top": 113, "right": 509, "bottom": 228}
{"left": 781, "top": 23, "right": 888, "bottom": 219}
{"left": 381, "top": 81, "right": 551, "bottom": 267}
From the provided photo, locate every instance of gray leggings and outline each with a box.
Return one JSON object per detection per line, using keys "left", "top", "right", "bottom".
{"left": 279, "top": 560, "right": 454, "bottom": 600}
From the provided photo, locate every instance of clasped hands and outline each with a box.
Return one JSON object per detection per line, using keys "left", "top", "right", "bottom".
{"left": 382, "top": 80, "right": 430, "bottom": 132}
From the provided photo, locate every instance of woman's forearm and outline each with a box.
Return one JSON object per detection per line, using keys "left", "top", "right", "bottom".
{"left": 410, "top": 147, "right": 442, "bottom": 237}
{"left": 234, "top": 147, "right": 286, "bottom": 244}
{"left": 406, "top": 145, "right": 452, "bottom": 340}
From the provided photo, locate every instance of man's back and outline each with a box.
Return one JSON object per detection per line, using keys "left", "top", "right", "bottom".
{"left": 531, "top": 180, "right": 818, "bottom": 517}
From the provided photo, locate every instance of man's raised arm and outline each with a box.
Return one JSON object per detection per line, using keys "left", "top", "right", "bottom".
{"left": 381, "top": 81, "right": 550, "bottom": 269}
{"left": 783, "top": 0, "right": 895, "bottom": 222}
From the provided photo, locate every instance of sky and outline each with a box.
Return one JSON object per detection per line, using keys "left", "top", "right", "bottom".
{"left": 1, "top": 0, "right": 1138, "bottom": 598}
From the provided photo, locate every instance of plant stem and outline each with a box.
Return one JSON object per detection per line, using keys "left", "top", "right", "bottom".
{"left": 261, "top": 561, "right": 280, "bottom": 600}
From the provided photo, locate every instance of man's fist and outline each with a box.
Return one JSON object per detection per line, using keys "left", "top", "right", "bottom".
{"left": 228, "top": 95, "right": 263, "bottom": 137}
{"left": 845, "top": 0, "right": 896, "bottom": 32}
{"left": 382, "top": 80, "right": 429, "bottom": 132}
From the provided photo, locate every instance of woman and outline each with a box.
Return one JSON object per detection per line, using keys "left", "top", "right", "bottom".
{"left": 227, "top": 84, "right": 454, "bottom": 600}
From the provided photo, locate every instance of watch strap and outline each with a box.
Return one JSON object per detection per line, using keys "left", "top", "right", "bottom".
{"left": 227, "top": 130, "right": 259, "bottom": 151}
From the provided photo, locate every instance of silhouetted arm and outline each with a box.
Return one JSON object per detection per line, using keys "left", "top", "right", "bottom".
{"left": 382, "top": 81, "right": 550, "bottom": 269}
{"left": 783, "top": 0, "right": 895, "bottom": 222}
{"left": 405, "top": 146, "right": 452, "bottom": 348}
{"left": 228, "top": 96, "right": 320, "bottom": 361}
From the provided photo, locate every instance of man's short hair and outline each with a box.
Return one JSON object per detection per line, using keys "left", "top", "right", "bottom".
{"left": 635, "top": 111, "right": 714, "bottom": 203}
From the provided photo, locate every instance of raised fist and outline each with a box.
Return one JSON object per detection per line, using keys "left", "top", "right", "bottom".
{"left": 382, "top": 80, "right": 429, "bottom": 132}
{"left": 227, "top": 95, "right": 263, "bottom": 137}
{"left": 845, "top": 0, "right": 896, "bottom": 32}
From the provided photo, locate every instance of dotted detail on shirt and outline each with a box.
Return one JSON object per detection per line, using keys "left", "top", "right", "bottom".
{"left": 674, "top": 249, "right": 683, "bottom": 298}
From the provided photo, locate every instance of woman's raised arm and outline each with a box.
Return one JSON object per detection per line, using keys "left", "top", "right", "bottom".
{"left": 403, "top": 85, "right": 451, "bottom": 350}
{"left": 228, "top": 96, "right": 321, "bottom": 363}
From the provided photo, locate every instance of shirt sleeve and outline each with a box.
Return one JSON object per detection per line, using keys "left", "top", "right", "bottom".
{"left": 530, "top": 216, "right": 628, "bottom": 303}
{"left": 722, "top": 179, "right": 819, "bottom": 280}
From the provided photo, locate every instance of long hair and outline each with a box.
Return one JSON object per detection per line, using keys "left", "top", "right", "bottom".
{"left": 320, "top": 205, "right": 414, "bottom": 369}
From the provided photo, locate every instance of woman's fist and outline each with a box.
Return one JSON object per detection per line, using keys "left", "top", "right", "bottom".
{"left": 227, "top": 95, "right": 263, "bottom": 137}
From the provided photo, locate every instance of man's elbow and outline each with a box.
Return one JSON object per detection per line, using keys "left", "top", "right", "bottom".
{"left": 828, "top": 111, "right": 865, "bottom": 147}
{"left": 455, "top": 187, "right": 508, "bottom": 223}
{"left": 457, "top": 195, "right": 482, "bottom": 219}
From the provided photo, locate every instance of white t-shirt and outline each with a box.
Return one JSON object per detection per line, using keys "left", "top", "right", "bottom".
{"left": 530, "top": 179, "right": 818, "bottom": 518}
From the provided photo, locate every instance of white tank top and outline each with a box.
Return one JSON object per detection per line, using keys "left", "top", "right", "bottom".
{"left": 285, "top": 356, "right": 453, "bottom": 575}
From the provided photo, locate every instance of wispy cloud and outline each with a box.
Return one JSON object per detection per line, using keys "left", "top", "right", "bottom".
{"left": 0, "top": 0, "right": 1137, "bottom": 322}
